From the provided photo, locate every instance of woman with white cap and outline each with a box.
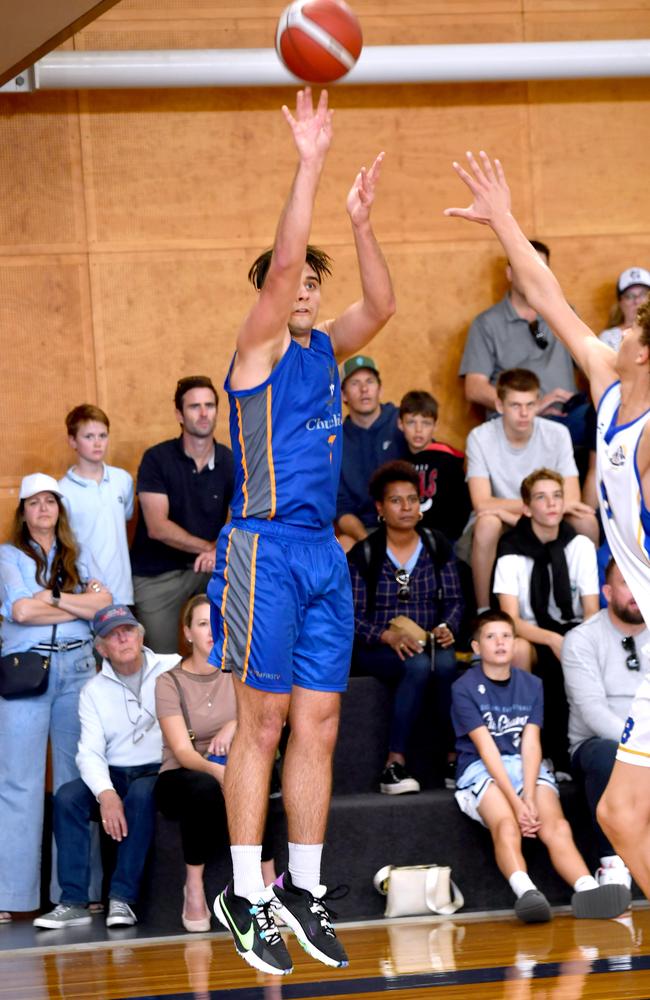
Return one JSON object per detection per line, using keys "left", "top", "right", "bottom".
{"left": 0, "top": 473, "right": 111, "bottom": 923}
{"left": 599, "top": 267, "right": 650, "bottom": 352}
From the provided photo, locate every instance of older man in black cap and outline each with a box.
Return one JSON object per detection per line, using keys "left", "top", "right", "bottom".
{"left": 34, "top": 604, "right": 178, "bottom": 930}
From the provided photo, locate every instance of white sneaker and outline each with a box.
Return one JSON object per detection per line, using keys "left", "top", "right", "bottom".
{"left": 106, "top": 900, "right": 137, "bottom": 927}
{"left": 596, "top": 864, "right": 632, "bottom": 891}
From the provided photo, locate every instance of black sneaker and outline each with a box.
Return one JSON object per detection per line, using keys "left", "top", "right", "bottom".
{"left": 213, "top": 881, "right": 292, "bottom": 976}
{"left": 444, "top": 759, "right": 457, "bottom": 790}
{"left": 379, "top": 761, "right": 420, "bottom": 795}
{"left": 272, "top": 873, "right": 348, "bottom": 968}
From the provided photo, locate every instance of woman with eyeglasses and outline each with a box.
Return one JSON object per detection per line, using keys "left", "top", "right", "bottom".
{"left": 0, "top": 474, "right": 111, "bottom": 924}
{"left": 155, "top": 595, "right": 279, "bottom": 932}
{"left": 599, "top": 267, "right": 650, "bottom": 353}
{"left": 347, "top": 461, "right": 464, "bottom": 796}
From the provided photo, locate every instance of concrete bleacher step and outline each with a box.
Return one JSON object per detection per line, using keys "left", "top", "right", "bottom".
{"left": 139, "top": 673, "right": 629, "bottom": 931}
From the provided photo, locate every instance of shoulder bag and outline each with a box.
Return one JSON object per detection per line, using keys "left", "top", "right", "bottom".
{"left": 373, "top": 864, "right": 464, "bottom": 918}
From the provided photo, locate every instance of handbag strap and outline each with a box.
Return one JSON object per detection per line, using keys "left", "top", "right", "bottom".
{"left": 168, "top": 668, "right": 196, "bottom": 743}
{"left": 425, "top": 866, "right": 464, "bottom": 915}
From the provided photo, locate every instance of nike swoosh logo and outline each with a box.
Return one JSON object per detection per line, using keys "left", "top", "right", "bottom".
{"left": 221, "top": 896, "right": 255, "bottom": 951}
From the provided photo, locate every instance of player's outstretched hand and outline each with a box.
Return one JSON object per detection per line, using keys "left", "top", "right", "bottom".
{"left": 282, "top": 87, "right": 333, "bottom": 166}
{"left": 346, "top": 152, "right": 385, "bottom": 227}
{"left": 444, "top": 151, "right": 511, "bottom": 227}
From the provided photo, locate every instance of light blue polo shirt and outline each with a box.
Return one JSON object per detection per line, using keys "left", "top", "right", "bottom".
{"left": 58, "top": 464, "right": 134, "bottom": 605}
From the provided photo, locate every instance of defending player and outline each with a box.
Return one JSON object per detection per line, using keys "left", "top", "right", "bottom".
{"left": 445, "top": 150, "right": 650, "bottom": 899}
{"left": 209, "top": 89, "right": 395, "bottom": 975}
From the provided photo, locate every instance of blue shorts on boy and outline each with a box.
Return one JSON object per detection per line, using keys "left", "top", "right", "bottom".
{"left": 455, "top": 755, "right": 558, "bottom": 825}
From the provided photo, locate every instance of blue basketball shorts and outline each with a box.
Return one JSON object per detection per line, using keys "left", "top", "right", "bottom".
{"left": 207, "top": 518, "right": 354, "bottom": 694}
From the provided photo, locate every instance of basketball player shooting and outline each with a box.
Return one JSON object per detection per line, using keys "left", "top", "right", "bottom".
{"left": 209, "top": 88, "right": 395, "bottom": 975}
{"left": 445, "top": 150, "right": 650, "bottom": 899}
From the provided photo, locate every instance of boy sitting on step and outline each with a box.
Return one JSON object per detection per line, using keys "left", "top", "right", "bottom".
{"left": 451, "top": 609, "right": 631, "bottom": 924}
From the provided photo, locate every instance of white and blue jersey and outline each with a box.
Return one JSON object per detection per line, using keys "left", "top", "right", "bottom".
{"left": 596, "top": 381, "right": 650, "bottom": 627}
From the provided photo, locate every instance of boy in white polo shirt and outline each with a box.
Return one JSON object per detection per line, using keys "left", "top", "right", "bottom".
{"left": 59, "top": 404, "right": 134, "bottom": 606}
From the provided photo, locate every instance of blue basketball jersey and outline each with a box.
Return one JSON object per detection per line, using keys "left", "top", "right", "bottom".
{"left": 225, "top": 329, "right": 343, "bottom": 530}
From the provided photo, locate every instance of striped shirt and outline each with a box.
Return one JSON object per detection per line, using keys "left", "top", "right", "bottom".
{"left": 349, "top": 546, "right": 464, "bottom": 644}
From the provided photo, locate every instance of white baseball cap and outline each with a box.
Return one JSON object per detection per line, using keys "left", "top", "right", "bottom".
{"left": 617, "top": 267, "right": 650, "bottom": 297}
{"left": 19, "top": 473, "right": 63, "bottom": 501}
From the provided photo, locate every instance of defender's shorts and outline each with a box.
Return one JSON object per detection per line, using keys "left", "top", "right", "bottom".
{"left": 616, "top": 673, "right": 650, "bottom": 768}
{"left": 207, "top": 518, "right": 353, "bottom": 694}
{"left": 455, "top": 755, "right": 558, "bottom": 826}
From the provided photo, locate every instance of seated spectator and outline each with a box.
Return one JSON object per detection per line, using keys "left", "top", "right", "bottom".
{"left": 0, "top": 474, "right": 110, "bottom": 925}
{"left": 58, "top": 403, "right": 134, "bottom": 606}
{"left": 336, "top": 355, "right": 402, "bottom": 551}
{"left": 397, "top": 390, "right": 471, "bottom": 542}
{"left": 130, "top": 376, "right": 234, "bottom": 653}
{"left": 155, "top": 595, "right": 279, "bottom": 932}
{"left": 562, "top": 559, "right": 648, "bottom": 890}
{"left": 598, "top": 267, "right": 650, "bottom": 352}
{"left": 465, "top": 368, "right": 597, "bottom": 610}
{"left": 348, "top": 460, "right": 463, "bottom": 794}
{"left": 459, "top": 240, "right": 579, "bottom": 424}
{"left": 493, "top": 468, "right": 599, "bottom": 770}
{"left": 33, "top": 604, "right": 178, "bottom": 930}
{"left": 452, "top": 610, "right": 631, "bottom": 924}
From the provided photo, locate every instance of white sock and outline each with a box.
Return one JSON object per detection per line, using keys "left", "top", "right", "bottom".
{"left": 574, "top": 874, "right": 599, "bottom": 892}
{"left": 231, "top": 845, "right": 264, "bottom": 901}
{"left": 600, "top": 854, "right": 627, "bottom": 869}
{"left": 508, "top": 870, "right": 536, "bottom": 898}
{"left": 288, "top": 842, "right": 323, "bottom": 893}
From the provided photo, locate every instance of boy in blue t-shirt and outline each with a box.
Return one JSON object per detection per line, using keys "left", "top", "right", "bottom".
{"left": 451, "top": 610, "right": 630, "bottom": 924}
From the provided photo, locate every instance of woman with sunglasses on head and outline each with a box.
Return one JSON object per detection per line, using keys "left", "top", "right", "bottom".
{"left": 347, "top": 461, "right": 464, "bottom": 796}
{"left": 599, "top": 268, "right": 650, "bottom": 353}
{"left": 155, "top": 595, "right": 279, "bottom": 932}
{"left": 0, "top": 474, "right": 111, "bottom": 924}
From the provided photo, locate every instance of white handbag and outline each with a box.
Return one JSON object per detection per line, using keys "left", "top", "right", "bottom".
{"left": 374, "top": 864, "right": 464, "bottom": 918}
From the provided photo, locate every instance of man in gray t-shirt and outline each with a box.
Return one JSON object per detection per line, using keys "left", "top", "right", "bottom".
{"left": 459, "top": 240, "right": 576, "bottom": 420}
{"left": 465, "top": 368, "right": 598, "bottom": 609}
{"left": 561, "top": 560, "right": 648, "bottom": 889}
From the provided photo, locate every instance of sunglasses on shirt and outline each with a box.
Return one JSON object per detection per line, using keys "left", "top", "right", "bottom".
{"left": 394, "top": 568, "right": 411, "bottom": 602}
{"left": 528, "top": 319, "right": 548, "bottom": 351}
{"left": 621, "top": 636, "right": 641, "bottom": 671}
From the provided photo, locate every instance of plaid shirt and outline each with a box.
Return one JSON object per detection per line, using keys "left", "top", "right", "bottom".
{"left": 349, "top": 546, "right": 464, "bottom": 645}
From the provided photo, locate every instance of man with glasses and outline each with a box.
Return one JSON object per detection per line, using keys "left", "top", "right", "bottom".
{"left": 348, "top": 461, "right": 463, "bottom": 795}
{"left": 131, "top": 375, "right": 233, "bottom": 653}
{"left": 561, "top": 560, "right": 648, "bottom": 890}
{"left": 34, "top": 604, "right": 178, "bottom": 930}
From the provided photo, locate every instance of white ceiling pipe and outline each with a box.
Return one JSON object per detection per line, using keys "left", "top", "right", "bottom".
{"left": 32, "top": 39, "right": 650, "bottom": 90}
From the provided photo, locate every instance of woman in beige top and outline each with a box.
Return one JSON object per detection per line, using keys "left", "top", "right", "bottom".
{"left": 155, "top": 595, "right": 277, "bottom": 932}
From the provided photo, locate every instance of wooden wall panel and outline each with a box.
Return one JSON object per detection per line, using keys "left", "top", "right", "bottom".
{"left": 0, "top": 91, "right": 86, "bottom": 252}
{"left": 528, "top": 78, "right": 650, "bottom": 236}
{"left": 78, "top": 82, "right": 532, "bottom": 249}
{"left": 0, "top": 256, "right": 96, "bottom": 484}
{"left": 1, "top": 0, "right": 649, "bottom": 529}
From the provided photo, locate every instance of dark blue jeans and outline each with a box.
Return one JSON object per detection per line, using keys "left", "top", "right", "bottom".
{"left": 353, "top": 643, "right": 457, "bottom": 755}
{"left": 571, "top": 737, "right": 618, "bottom": 858}
{"left": 55, "top": 764, "right": 159, "bottom": 905}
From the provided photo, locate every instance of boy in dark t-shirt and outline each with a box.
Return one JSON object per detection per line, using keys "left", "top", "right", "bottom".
{"left": 451, "top": 610, "right": 630, "bottom": 924}
{"left": 398, "top": 391, "right": 471, "bottom": 541}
